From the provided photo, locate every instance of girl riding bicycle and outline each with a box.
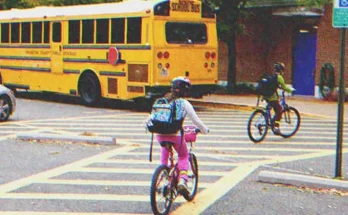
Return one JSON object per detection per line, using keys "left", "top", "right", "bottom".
{"left": 145, "top": 76, "right": 209, "bottom": 194}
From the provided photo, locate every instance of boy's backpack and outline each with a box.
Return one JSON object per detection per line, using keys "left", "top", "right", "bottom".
{"left": 146, "top": 97, "right": 184, "bottom": 134}
{"left": 255, "top": 74, "right": 278, "bottom": 97}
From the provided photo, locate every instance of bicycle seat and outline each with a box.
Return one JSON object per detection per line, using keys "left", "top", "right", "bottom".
{"left": 160, "top": 141, "right": 174, "bottom": 149}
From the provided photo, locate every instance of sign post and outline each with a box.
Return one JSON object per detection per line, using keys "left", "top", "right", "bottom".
{"left": 332, "top": 0, "right": 346, "bottom": 178}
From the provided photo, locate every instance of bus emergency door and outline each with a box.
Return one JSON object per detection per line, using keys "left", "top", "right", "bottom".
{"left": 50, "top": 22, "right": 64, "bottom": 73}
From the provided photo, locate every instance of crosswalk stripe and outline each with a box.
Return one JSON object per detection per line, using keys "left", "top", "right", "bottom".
{"left": 101, "top": 159, "right": 241, "bottom": 167}
{"left": 38, "top": 179, "right": 213, "bottom": 188}
{"left": 103, "top": 152, "right": 292, "bottom": 159}
{"left": 118, "top": 138, "right": 347, "bottom": 146}
{"left": 78, "top": 167, "right": 227, "bottom": 176}
{"left": 78, "top": 132, "right": 342, "bottom": 140}
{"left": 11, "top": 123, "right": 346, "bottom": 132}
{"left": 0, "top": 193, "right": 160, "bottom": 202}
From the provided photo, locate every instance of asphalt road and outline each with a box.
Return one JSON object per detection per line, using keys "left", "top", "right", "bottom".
{"left": 0, "top": 93, "right": 347, "bottom": 214}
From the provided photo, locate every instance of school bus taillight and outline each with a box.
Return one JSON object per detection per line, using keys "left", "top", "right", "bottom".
{"left": 211, "top": 52, "right": 216, "bottom": 59}
{"left": 205, "top": 52, "right": 210, "bottom": 59}
{"left": 211, "top": 62, "right": 215, "bottom": 68}
{"left": 165, "top": 63, "right": 170, "bottom": 68}
{"left": 163, "top": 51, "right": 170, "bottom": 59}
{"left": 204, "top": 62, "right": 208, "bottom": 68}
{"left": 157, "top": 52, "right": 163, "bottom": 59}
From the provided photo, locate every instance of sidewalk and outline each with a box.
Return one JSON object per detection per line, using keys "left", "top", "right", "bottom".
{"left": 189, "top": 93, "right": 348, "bottom": 120}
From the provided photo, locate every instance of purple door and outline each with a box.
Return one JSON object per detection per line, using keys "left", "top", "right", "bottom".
{"left": 293, "top": 32, "right": 317, "bottom": 95}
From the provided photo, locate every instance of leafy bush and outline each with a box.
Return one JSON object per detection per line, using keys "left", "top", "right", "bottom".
{"left": 212, "top": 82, "right": 256, "bottom": 95}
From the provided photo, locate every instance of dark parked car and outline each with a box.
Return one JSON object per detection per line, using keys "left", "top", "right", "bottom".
{"left": 0, "top": 84, "right": 16, "bottom": 122}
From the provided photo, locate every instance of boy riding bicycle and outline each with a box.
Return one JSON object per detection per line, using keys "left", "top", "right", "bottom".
{"left": 263, "top": 62, "right": 295, "bottom": 135}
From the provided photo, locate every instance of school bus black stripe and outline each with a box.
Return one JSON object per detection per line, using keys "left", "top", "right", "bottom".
{"left": 0, "top": 56, "right": 50, "bottom": 61}
{"left": 0, "top": 44, "right": 151, "bottom": 50}
{"left": 99, "top": 71, "right": 126, "bottom": 76}
{"left": 4, "top": 83, "right": 30, "bottom": 90}
{"left": 63, "top": 58, "right": 108, "bottom": 63}
{"left": 0, "top": 65, "right": 50, "bottom": 72}
{"left": 63, "top": 70, "right": 80, "bottom": 74}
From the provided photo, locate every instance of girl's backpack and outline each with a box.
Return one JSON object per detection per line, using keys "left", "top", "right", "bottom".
{"left": 146, "top": 97, "right": 184, "bottom": 134}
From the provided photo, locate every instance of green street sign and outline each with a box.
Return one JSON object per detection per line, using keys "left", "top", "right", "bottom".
{"left": 333, "top": 0, "right": 348, "bottom": 28}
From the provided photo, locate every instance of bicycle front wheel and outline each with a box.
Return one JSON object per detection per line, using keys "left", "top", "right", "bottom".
{"left": 247, "top": 109, "right": 268, "bottom": 143}
{"left": 150, "top": 165, "right": 173, "bottom": 215}
{"left": 184, "top": 153, "right": 198, "bottom": 201}
{"left": 279, "top": 106, "right": 301, "bottom": 138}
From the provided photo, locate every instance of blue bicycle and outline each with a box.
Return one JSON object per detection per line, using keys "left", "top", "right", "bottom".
{"left": 247, "top": 90, "right": 301, "bottom": 143}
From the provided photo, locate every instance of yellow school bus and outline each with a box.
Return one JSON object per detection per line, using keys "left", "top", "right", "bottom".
{"left": 0, "top": 0, "right": 218, "bottom": 106}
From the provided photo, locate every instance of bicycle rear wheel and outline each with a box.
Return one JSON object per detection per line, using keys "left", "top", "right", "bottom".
{"left": 150, "top": 165, "right": 173, "bottom": 215}
{"left": 247, "top": 109, "right": 268, "bottom": 143}
{"left": 183, "top": 153, "right": 198, "bottom": 201}
{"left": 279, "top": 106, "right": 301, "bottom": 138}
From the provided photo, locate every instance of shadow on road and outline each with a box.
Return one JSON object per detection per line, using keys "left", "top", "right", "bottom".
{"left": 15, "top": 91, "right": 151, "bottom": 112}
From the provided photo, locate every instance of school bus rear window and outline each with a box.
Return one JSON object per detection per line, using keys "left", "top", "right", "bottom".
{"left": 165, "top": 22, "right": 207, "bottom": 44}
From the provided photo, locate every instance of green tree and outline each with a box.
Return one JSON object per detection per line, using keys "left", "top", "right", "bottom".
{"left": 204, "top": 0, "right": 248, "bottom": 87}
{"left": 48, "top": 0, "right": 119, "bottom": 6}
{"left": 1, "top": 0, "right": 33, "bottom": 9}
{"left": 0, "top": 0, "right": 120, "bottom": 9}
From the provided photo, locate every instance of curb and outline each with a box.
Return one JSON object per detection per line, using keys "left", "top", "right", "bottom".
{"left": 189, "top": 100, "right": 255, "bottom": 111}
{"left": 17, "top": 133, "right": 116, "bottom": 145}
{"left": 258, "top": 171, "right": 348, "bottom": 192}
{"left": 189, "top": 100, "right": 332, "bottom": 119}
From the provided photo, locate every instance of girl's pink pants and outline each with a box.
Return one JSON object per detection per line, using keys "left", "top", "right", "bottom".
{"left": 156, "top": 134, "right": 189, "bottom": 181}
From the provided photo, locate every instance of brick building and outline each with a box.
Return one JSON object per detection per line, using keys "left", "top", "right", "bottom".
{"left": 218, "top": 2, "right": 345, "bottom": 98}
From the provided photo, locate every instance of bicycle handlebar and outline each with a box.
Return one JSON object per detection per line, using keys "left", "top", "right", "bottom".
{"left": 183, "top": 125, "right": 200, "bottom": 143}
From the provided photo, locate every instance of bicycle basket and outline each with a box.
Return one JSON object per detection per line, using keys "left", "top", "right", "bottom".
{"left": 183, "top": 125, "right": 197, "bottom": 142}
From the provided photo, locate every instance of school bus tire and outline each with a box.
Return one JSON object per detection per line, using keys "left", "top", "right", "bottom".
{"left": 78, "top": 72, "right": 101, "bottom": 106}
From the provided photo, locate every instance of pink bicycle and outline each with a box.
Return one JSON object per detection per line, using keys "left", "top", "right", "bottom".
{"left": 149, "top": 125, "right": 199, "bottom": 215}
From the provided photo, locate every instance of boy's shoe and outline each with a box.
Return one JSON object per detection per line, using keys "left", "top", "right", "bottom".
{"left": 273, "top": 127, "right": 281, "bottom": 135}
{"left": 177, "top": 178, "right": 188, "bottom": 194}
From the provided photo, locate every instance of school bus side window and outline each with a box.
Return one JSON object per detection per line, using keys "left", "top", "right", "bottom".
{"left": 21, "top": 22, "right": 31, "bottom": 43}
{"left": 32, "top": 22, "right": 42, "bottom": 43}
{"left": 44, "top": 21, "right": 50, "bottom": 44}
{"left": 97, "top": 19, "right": 109, "bottom": 44}
{"left": 11, "top": 22, "right": 19, "bottom": 43}
{"left": 69, "top": 20, "right": 80, "bottom": 44}
{"left": 1, "top": 23, "right": 9, "bottom": 43}
{"left": 127, "top": 17, "right": 141, "bottom": 44}
{"left": 111, "top": 18, "right": 124, "bottom": 44}
{"left": 82, "top": 19, "right": 94, "bottom": 44}
{"left": 52, "top": 22, "right": 61, "bottom": 42}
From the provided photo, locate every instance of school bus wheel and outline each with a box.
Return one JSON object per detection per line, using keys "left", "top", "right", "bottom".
{"left": 78, "top": 72, "right": 101, "bottom": 106}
